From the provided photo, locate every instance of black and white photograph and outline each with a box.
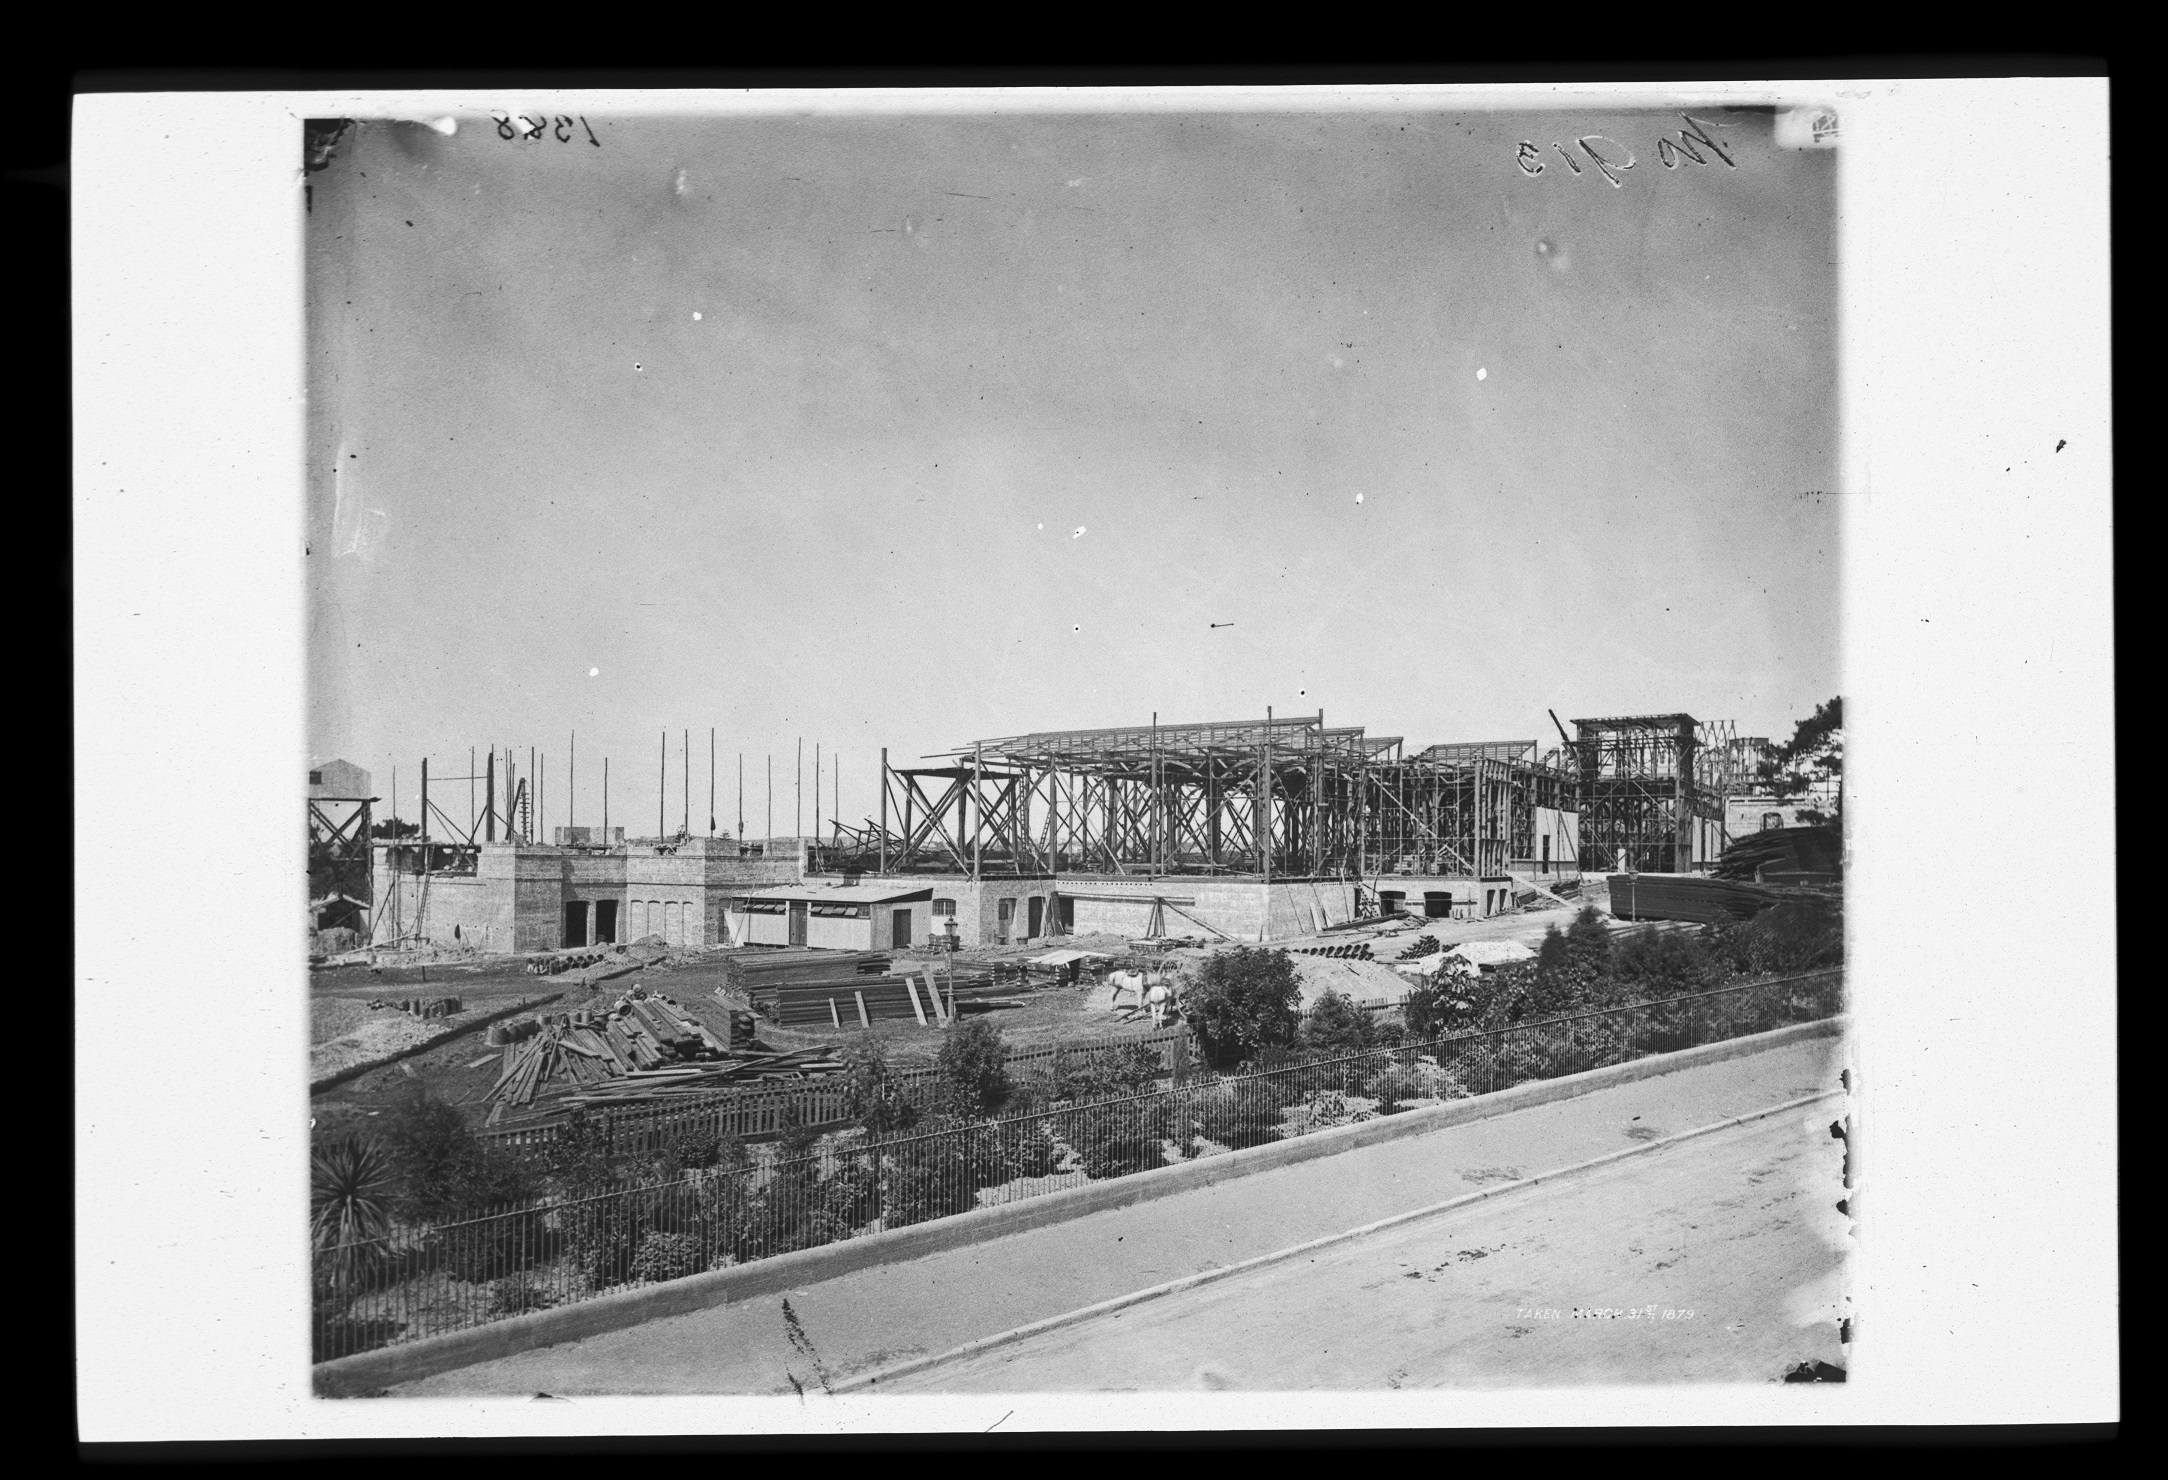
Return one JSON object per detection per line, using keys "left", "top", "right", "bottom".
{"left": 72, "top": 76, "right": 2114, "bottom": 1442}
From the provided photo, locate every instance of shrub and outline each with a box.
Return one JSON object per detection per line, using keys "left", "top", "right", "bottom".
{"left": 438, "top": 1210, "right": 547, "bottom": 1284}
{"left": 1182, "top": 947, "right": 1302, "bottom": 1069}
{"left": 878, "top": 1122, "right": 999, "bottom": 1228}
{"left": 628, "top": 1230, "right": 706, "bottom": 1284}
{"left": 559, "top": 1193, "right": 650, "bottom": 1289}
{"left": 1709, "top": 897, "right": 1844, "bottom": 976}
{"left": 652, "top": 1121, "right": 733, "bottom": 1178}
{"left": 1299, "top": 989, "right": 1380, "bottom": 1055}
{"left": 486, "top": 1275, "right": 557, "bottom": 1317}
{"left": 1066, "top": 1096, "right": 1176, "bottom": 1180}
{"left": 934, "top": 1017, "right": 1014, "bottom": 1118}
{"left": 1186, "top": 1078, "right": 1287, "bottom": 1151}
{"left": 1368, "top": 1062, "right": 1424, "bottom": 1114}
{"left": 1611, "top": 926, "right": 1724, "bottom": 998}
{"left": 377, "top": 1086, "right": 538, "bottom": 1223}
{"left": 995, "top": 1116, "right": 1063, "bottom": 1180}
{"left": 1027, "top": 1042, "right": 1165, "bottom": 1109}
{"left": 840, "top": 1038, "right": 920, "bottom": 1133}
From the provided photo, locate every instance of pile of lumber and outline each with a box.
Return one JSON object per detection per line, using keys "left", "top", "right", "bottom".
{"left": 1713, "top": 825, "right": 1841, "bottom": 882}
{"left": 749, "top": 961, "right": 1035, "bottom": 1028}
{"left": 1607, "top": 874, "right": 1780, "bottom": 925}
{"left": 556, "top": 1046, "right": 846, "bottom": 1109}
{"left": 720, "top": 948, "right": 893, "bottom": 993}
{"left": 483, "top": 987, "right": 785, "bottom": 1122}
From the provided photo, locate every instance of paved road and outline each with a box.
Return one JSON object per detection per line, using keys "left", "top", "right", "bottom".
{"left": 392, "top": 1034, "right": 1846, "bottom": 1396}
{"left": 877, "top": 1107, "right": 1849, "bottom": 1391}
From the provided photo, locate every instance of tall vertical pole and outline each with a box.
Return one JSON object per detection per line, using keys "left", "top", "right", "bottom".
{"left": 815, "top": 742, "right": 822, "bottom": 839}
{"left": 738, "top": 753, "right": 744, "bottom": 839}
{"left": 1259, "top": 723, "right": 1271, "bottom": 943}
{"left": 529, "top": 746, "right": 536, "bottom": 842}
{"left": 973, "top": 741, "right": 983, "bottom": 882}
{"left": 469, "top": 747, "right": 476, "bottom": 839}
{"left": 767, "top": 754, "right": 773, "bottom": 841}
{"left": 682, "top": 729, "right": 689, "bottom": 837}
{"left": 1150, "top": 712, "right": 1160, "bottom": 876}
{"left": 659, "top": 730, "right": 666, "bottom": 841}
{"left": 484, "top": 751, "right": 496, "bottom": 842}
{"left": 421, "top": 757, "right": 430, "bottom": 849}
{"left": 834, "top": 756, "right": 839, "bottom": 842}
{"left": 796, "top": 738, "right": 803, "bottom": 841}
{"left": 603, "top": 757, "right": 609, "bottom": 838}
{"left": 709, "top": 729, "right": 715, "bottom": 835}
{"left": 879, "top": 747, "right": 890, "bottom": 875}
{"left": 569, "top": 732, "right": 575, "bottom": 830}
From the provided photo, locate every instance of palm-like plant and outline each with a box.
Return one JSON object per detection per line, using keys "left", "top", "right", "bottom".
{"left": 311, "top": 1135, "right": 398, "bottom": 1291}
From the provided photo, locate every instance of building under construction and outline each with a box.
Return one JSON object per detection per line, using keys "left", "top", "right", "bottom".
{"left": 344, "top": 708, "right": 1773, "bottom": 955}
{"left": 844, "top": 714, "right": 1582, "bottom": 886}
{"left": 1565, "top": 714, "right": 1738, "bottom": 875}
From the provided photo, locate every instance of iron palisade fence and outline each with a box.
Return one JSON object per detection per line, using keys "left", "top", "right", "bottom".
{"left": 314, "top": 969, "right": 1842, "bottom": 1362}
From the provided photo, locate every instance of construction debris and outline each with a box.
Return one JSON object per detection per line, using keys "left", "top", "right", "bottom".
{"left": 1712, "top": 825, "right": 1842, "bottom": 883}
{"left": 1607, "top": 873, "right": 1782, "bottom": 925}
{"left": 479, "top": 985, "right": 843, "bottom": 1122}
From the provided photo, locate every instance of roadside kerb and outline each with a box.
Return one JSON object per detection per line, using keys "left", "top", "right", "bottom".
{"left": 314, "top": 1012, "right": 1846, "bottom": 1395}
{"left": 836, "top": 1085, "right": 1846, "bottom": 1392}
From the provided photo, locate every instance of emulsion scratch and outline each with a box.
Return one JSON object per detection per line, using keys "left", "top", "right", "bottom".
{"left": 781, "top": 1297, "right": 833, "bottom": 1394}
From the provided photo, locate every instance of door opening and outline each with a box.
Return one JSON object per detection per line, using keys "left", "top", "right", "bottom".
{"left": 891, "top": 907, "right": 913, "bottom": 950}
{"left": 788, "top": 900, "right": 808, "bottom": 947}
{"left": 563, "top": 901, "right": 589, "bottom": 948}
{"left": 594, "top": 899, "right": 618, "bottom": 944}
{"left": 1027, "top": 896, "right": 1044, "bottom": 939}
{"left": 997, "top": 897, "right": 1015, "bottom": 944}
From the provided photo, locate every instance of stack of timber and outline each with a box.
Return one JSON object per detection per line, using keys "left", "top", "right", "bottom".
{"left": 748, "top": 959, "right": 1038, "bottom": 1028}
{"left": 1607, "top": 873, "right": 1781, "bottom": 925}
{"left": 1713, "top": 825, "right": 1842, "bottom": 883}
{"left": 481, "top": 985, "right": 843, "bottom": 1122}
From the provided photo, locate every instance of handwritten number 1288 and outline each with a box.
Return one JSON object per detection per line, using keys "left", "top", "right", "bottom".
{"left": 495, "top": 115, "right": 601, "bottom": 147}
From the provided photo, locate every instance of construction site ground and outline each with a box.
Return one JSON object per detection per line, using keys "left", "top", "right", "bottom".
{"left": 308, "top": 884, "right": 1623, "bottom": 1138}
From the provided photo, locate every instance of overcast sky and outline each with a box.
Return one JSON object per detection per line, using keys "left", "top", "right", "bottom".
{"left": 306, "top": 102, "right": 1837, "bottom": 839}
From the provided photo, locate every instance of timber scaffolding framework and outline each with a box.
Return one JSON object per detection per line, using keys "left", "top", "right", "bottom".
{"left": 1567, "top": 714, "right": 1739, "bottom": 875}
{"left": 822, "top": 713, "right": 1581, "bottom": 880}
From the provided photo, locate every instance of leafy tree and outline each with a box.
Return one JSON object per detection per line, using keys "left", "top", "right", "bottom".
{"left": 934, "top": 1017, "right": 1014, "bottom": 1119}
{"left": 1298, "top": 988, "right": 1379, "bottom": 1055}
{"left": 369, "top": 817, "right": 421, "bottom": 839}
{"left": 1758, "top": 697, "right": 1844, "bottom": 826}
{"left": 1182, "top": 947, "right": 1302, "bottom": 1068}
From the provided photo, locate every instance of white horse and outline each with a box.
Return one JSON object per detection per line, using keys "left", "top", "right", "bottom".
{"left": 1108, "top": 968, "right": 1176, "bottom": 1024}
{"left": 1145, "top": 980, "right": 1174, "bottom": 1028}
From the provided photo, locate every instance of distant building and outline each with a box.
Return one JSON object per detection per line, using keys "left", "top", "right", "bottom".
{"left": 308, "top": 758, "right": 372, "bottom": 799}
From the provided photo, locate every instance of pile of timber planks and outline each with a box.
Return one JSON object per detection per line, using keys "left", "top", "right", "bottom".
{"left": 749, "top": 961, "right": 1035, "bottom": 1028}
{"left": 1713, "top": 825, "right": 1841, "bottom": 882}
{"left": 1606, "top": 874, "right": 1780, "bottom": 925}
{"left": 483, "top": 986, "right": 792, "bottom": 1122}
